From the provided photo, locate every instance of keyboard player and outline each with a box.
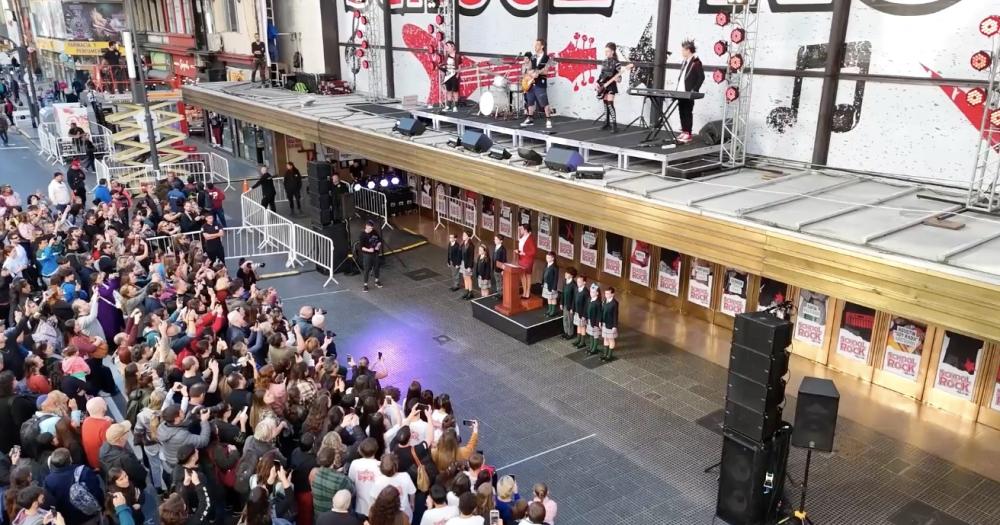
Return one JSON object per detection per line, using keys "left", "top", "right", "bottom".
{"left": 675, "top": 40, "right": 705, "bottom": 144}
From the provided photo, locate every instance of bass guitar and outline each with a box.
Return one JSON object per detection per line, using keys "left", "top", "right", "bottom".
{"left": 595, "top": 63, "right": 634, "bottom": 99}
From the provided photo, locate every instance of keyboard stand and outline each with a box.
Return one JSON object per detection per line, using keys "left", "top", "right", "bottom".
{"left": 642, "top": 97, "right": 681, "bottom": 144}
{"left": 624, "top": 95, "right": 652, "bottom": 131}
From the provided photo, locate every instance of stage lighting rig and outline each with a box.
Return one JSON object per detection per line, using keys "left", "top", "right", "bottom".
{"left": 713, "top": 69, "right": 727, "bottom": 84}
{"left": 966, "top": 88, "right": 987, "bottom": 107}
{"left": 367, "top": 181, "right": 376, "bottom": 189}
{"left": 715, "top": 12, "right": 730, "bottom": 27}
{"left": 730, "top": 28, "right": 746, "bottom": 44}
{"left": 728, "top": 54, "right": 744, "bottom": 72}
{"left": 391, "top": 176, "right": 400, "bottom": 185}
{"left": 980, "top": 15, "right": 1000, "bottom": 37}
{"left": 971, "top": 50, "right": 992, "bottom": 72}
{"left": 725, "top": 86, "right": 740, "bottom": 103}
{"left": 714, "top": 40, "right": 729, "bottom": 57}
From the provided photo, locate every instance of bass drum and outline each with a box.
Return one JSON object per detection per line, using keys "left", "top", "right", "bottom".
{"left": 479, "top": 91, "right": 496, "bottom": 116}
{"left": 479, "top": 88, "right": 511, "bottom": 117}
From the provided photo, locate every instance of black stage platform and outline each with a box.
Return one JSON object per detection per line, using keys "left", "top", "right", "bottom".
{"left": 471, "top": 294, "right": 564, "bottom": 344}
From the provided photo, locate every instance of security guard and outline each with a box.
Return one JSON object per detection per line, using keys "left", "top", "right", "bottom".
{"left": 359, "top": 220, "right": 383, "bottom": 292}
{"left": 561, "top": 268, "right": 578, "bottom": 339}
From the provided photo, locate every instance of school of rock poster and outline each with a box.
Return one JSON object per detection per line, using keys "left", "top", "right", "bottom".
{"left": 435, "top": 183, "right": 448, "bottom": 217}
{"left": 519, "top": 208, "right": 531, "bottom": 229}
{"left": 991, "top": 367, "right": 1000, "bottom": 412}
{"left": 835, "top": 302, "right": 877, "bottom": 363}
{"left": 538, "top": 214, "right": 553, "bottom": 251}
{"left": 628, "top": 240, "right": 651, "bottom": 287}
{"left": 656, "top": 248, "right": 681, "bottom": 297}
{"left": 687, "top": 258, "right": 713, "bottom": 308}
{"left": 499, "top": 203, "right": 512, "bottom": 237}
{"left": 935, "top": 331, "right": 983, "bottom": 401}
{"left": 794, "top": 289, "right": 828, "bottom": 347}
{"left": 757, "top": 278, "right": 788, "bottom": 312}
{"left": 558, "top": 219, "right": 575, "bottom": 260}
{"left": 720, "top": 269, "right": 748, "bottom": 317}
{"left": 481, "top": 196, "right": 495, "bottom": 232}
{"left": 581, "top": 226, "right": 598, "bottom": 269}
{"left": 603, "top": 233, "right": 624, "bottom": 277}
{"left": 464, "top": 193, "right": 477, "bottom": 227}
{"left": 420, "top": 179, "right": 432, "bottom": 209}
{"left": 882, "top": 317, "right": 926, "bottom": 381}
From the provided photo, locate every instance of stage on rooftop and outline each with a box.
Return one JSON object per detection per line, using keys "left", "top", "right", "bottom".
{"left": 471, "top": 294, "right": 564, "bottom": 344}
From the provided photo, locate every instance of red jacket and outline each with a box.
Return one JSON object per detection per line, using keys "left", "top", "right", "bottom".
{"left": 517, "top": 233, "right": 536, "bottom": 269}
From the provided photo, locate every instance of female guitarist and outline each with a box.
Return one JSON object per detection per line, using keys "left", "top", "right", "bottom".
{"left": 596, "top": 42, "right": 633, "bottom": 134}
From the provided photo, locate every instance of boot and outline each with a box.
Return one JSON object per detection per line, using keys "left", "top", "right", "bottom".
{"left": 600, "top": 103, "right": 611, "bottom": 130}
{"left": 608, "top": 104, "right": 618, "bottom": 133}
{"left": 602, "top": 345, "right": 614, "bottom": 361}
{"left": 549, "top": 304, "right": 557, "bottom": 317}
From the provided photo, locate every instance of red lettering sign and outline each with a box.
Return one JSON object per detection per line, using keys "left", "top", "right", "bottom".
{"left": 173, "top": 56, "right": 197, "bottom": 78}
{"left": 886, "top": 352, "right": 917, "bottom": 377}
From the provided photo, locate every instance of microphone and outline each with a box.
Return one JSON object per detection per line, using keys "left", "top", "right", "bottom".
{"left": 665, "top": 51, "right": 673, "bottom": 56}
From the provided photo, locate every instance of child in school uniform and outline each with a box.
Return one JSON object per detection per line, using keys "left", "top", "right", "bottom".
{"left": 601, "top": 286, "right": 620, "bottom": 361}
{"left": 586, "top": 283, "right": 603, "bottom": 355}
{"left": 541, "top": 252, "right": 559, "bottom": 317}
{"left": 561, "top": 267, "right": 578, "bottom": 339}
{"left": 475, "top": 243, "right": 493, "bottom": 297}
{"left": 573, "top": 274, "right": 589, "bottom": 348}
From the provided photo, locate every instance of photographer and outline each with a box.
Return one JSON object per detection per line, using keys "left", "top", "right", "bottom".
{"left": 358, "top": 221, "right": 382, "bottom": 293}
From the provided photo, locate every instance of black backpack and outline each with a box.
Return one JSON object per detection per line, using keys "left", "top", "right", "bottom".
{"left": 19, "top": 412, "right": 58, "bottom": 458}
{"left": 233, "top": 446, "right": 265, "bottom": 495}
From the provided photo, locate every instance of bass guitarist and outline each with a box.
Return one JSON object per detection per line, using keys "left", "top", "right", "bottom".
{"left": 596, "top": 42, "right": 633, "bottom": 134}
{"left": 520, "top": 39, "right": 554, "bottom": 130}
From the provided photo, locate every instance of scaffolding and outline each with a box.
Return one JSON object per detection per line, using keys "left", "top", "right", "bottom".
{"left": 966, "top": 25, "right": 1000, "bottom": 212}
{"left": 719, "top": 1, "right": 761, "bottom": 169}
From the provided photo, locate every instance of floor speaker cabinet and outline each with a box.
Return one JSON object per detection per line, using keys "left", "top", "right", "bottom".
{"left": 733, "top": 311, "right": 793, "bottom": 355}
{"left": 461, "top": 130, "right": 493, "bottom": 153}
{"left": 544, "top": 147, "right": 584, "bottom": 173}
{"left": 716, "top": 428, "right": 792, "bottom": 525}
{"left": 724, "top": 399, "right": 783, "bottom": 444}
{"left": 729, "top": 343, "right": 789, "bottom": 388}
{"left": 791, "top": 377, "right": 840, "bottom": 452}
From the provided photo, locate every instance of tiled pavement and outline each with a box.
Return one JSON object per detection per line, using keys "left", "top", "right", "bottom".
{"left": 263, "top": 236, "right": 1000, "bottom": 525}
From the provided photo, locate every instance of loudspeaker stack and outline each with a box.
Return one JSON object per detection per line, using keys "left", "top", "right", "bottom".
{"left": 715, "top": 311, "right": 793, "bottom": 525}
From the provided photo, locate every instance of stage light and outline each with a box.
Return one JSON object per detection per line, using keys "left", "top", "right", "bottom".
{"left": 714, "top": 40, "right": 728, "bottom": 57}
{"left": 360, "top": 16, "right": 368, "bottom": 25}
{"left": 713, "top": 69, "right": 726, "bottom": 84}
{"left": 390, "top": 176, "right": 400, "bottom": 185}
{"left": 729, "top": 54, "right": 744, "bottom": 71}
{"left": 427, "top": 24, "right": 435, "bottom": 33}
{"left": 361, "top": 40, "right": 369, "bottom": 49}
{"left": 367, "top": 181, "right": 376, "bottom": 189}
{"left": 971, "top": 51, "right": 992, "bottom": 72}
{"left": 356, "top": 30, "right": 363, "bottom": 38}
{"left": 488, "top": 146, "right": 512, "bottom": 160}
{"left": 966, "top": 88, "right": 987, "bottom": 107}
{"left": 353, "top": 10, "right": 360, "bottom": 18}
{"left": 715, "top": 12, "right": 730, "bottom": 27}
{"left": 355, "top": 49, "right": 365, "bottom": 58}
{"left": 353, "top": 183, "right": 362, "bottom": 191}
{"left": 731, "top": 28, "right": 746, "bottom": 44}
{"left": 725, "top": 86, "right": 740, "bottom": 103}
{"left": 379, "top": 179, "right": 389, "bottom": 188}
{"left": 435, "top": 14, "right": 444, "bottom": 25}
{"left": 980, "top": 15, "right": 1000, "bottom": 37}
{"left": 991, "top": 109, "right": 1000, "bottom": 128}
{"left": 437, "top": 32, "right": 445, "bottom": 42}
{"left": 362, "top": 60, "right": 370, "bottom": 69}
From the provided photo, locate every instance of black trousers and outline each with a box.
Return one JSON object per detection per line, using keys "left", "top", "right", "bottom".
{"left": 261, "top": 194, "right": 276, "bottom": 211}
{"left": 287, "top": 190, "right": 301, "bottom": 210}
{"left": 362, "top": 252, "right": 380, "bottom": 284}
{"left": 678, "top": 99, "right": 694, "bottom": 133}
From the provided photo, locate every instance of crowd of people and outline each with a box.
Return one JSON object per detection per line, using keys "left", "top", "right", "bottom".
{"left": 0, "top": 162, "right": 562, "bottom": 525}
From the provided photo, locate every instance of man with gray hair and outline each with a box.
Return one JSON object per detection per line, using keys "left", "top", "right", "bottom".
{"left": 316, "top": 489, "right": 360, "bottom": 525}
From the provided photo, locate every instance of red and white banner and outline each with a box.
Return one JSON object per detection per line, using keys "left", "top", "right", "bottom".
{"left": 499, "top": 203, "right": 512, "bottom": 237}
{"left": 656, "top": 249, "right": 681, "bottom": 297}
{"left": 687, "top": 259, "right": 712, "bottom": 308}
{"left": 581, "top": 226, "right": 598, "bottom": 268}
{"left": 794, "top": 290, "right": 828, "bottom": 347}
{"left": 720, "top": 269, "right": 748, "bottom": 317}
{"left": 934, "top": 331, "right": 983, "bottom": 401}
{"left": 628, "top": 241, "right": 651, "bottom": 287}
{"left": 603, "top": 233, "right": 623, "bottom": 277}
{"left": 557, "top": 219, "right": 575, "bottom": 260}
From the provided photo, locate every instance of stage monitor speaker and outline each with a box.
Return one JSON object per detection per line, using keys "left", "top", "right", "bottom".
{"left": 700, "top": 120, "right": 725, "bottom": 146}
{"left": 544, "top": 147, "right": 584, "bottom": 173}
{"left": 518, "top": 147, "right": 544, "bottom": 165}
{"left": 395, "top": 117, "right": 426, "bottom": 137}
{"left": 716, "top": 429, "right": 791, "bottom": 525}
{"left": 461, "top": 130, "right": 493, "bottom": 153}
{"left": 733, "top": 312, "right": 793, "bottom": 356}
{"left": 791, "top": 377, "right": 840, "bottom": 452}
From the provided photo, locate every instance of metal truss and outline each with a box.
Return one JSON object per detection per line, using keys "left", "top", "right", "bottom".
{"left": 434, "top": 0, "right": 456, "bottom": 107}
{"left": 363, "top": 0, "right": 386, "bottom": 101}
{"left": 720, "top": 1, "right": 761, "bottom": 169}
{"left": 967, "top": 33, "right": 1000, "bottom": 212}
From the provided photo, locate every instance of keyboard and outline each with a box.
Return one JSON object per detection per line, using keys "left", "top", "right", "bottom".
{"left": 628, "top": 88, "right": 705, "bottom": 100}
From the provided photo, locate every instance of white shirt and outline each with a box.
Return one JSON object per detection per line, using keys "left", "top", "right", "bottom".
{"left": 421, "top": 505, "right": 460, "bottom": 525}
{"left": 372, "top": 472, "right": 417, "bottom": 520}
{"left": 48, "top": 180, "right": 72, "bottom": 206}
{"left": 518, "top": 233, "right": 528, "bottom": 254}
{"left": 446, "top": 516, "right": 485, "bottom": 525}
{"left": 676, "top": 54, "right": 697, "bottom": 91}
{"left": 347, "top": 457, "right": 381, "bottom": 516}
{"left": 409, "top": 419, "right": 430, "bottom": 445}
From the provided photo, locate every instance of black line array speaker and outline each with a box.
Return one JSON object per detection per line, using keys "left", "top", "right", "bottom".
{"left": 724, "top": 312, "right": 792, "bottom": 443}
{"left": 791, "top": 377, "right": 840, "bottom": 452}
{"left": 716, "top": 428, "right": 792, "bottom": 525}
{"left": 461, "top": 130, "right": 493, "bottom": 153}
{"left": 307, "top": 161, "right": 332, "bottom": 208}
{"left": 544, "top": 146, "right": 584, "bottom": 173}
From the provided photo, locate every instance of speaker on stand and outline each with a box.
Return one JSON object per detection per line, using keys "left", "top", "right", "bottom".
{"left": 786, "top": 377, "right": 840, "bottom": 525}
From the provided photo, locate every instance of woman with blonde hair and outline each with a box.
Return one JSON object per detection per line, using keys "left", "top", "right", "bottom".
{"left": 495, "top": 475, "right": 520, "bottom": 523}
{"left": 430, "top": 422, "right": 479, "bottom": 472}
{"left": 135, "top": 389, "right": 167, "bottom": 492}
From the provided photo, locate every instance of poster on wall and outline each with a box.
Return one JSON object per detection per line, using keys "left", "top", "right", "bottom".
{"left": 420, "top": 180, "right": 432, "bottom": 209}
{"left": 656, "top": 249, "right": 682, "bottom": 297}
{"left": 628, "top": 241, "right": 651, "bottom": 287}
{"left": 558, "top": 219, "right": 575, "bottom": 260}
{"left": 934, "top": 331, "right": 983, "bottom": 401}
{"left": 519, "top": 209, "right": 531, "bottom": 228}
{"left": 720, "top": 269, "right": 749, "bottom": 317}
{"left": 794, "top": 290, "right": 828, "bottom": 346}
{"left": 499, "top": 203, "right": 512, "bottom": 237}
{"left": 882, "top": 317, "right": 927, "bottom": 381}
{"left": 757, "top": 278, "right": 788, "bottom": 313}
{"left": 836, "top": 303, "right": 877, "bottom": 363}
{"left": 53, "top": 104, "right": 90, "bottom": 139}
{"left": 435, "top": 183, "right": 448, "bottom": 217}
{"left": 63, "top": 2, "right": 126, "bottom": 40}
{"left": 603, "top": 233, "right": 624, "bottom": 277}
{"left": 464, "top": 195, "right": 477, "bottom": 227}
{"left": 581, "top": 226, "right": 598, "bottom": 268}
{"left": 687, "top": 258, "right": 713, "bottom": 308}
{"left": 482, "top": 197, "right": 495, "bottom": 232}
{"left": 448, "top": 197, "right": 462, "bottom": 222}
{"left": 991, "top": 367, "right": 1000, "bottom": 412}
{"left": 538, "top": 214, "right": 552, "bottom": 251}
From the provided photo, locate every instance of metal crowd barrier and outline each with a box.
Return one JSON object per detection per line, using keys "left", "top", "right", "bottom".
{"left": 352, "top": 187, "right": 392, "bottom": 230}
{"left": 144, "top": 225, "right": 298, "bottom": 266}
{"left": 435, "top": 189, "right": 479, "bottom": 239}
{"left": 39, "top": 122, "right": 115, "bottom": 164}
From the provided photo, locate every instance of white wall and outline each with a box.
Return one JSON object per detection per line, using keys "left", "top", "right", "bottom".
{"left": 208, "top": 0, "right": 261, "bottom": 55}
{"left": 273, "top": 0, "right": 326, "bottom": 74}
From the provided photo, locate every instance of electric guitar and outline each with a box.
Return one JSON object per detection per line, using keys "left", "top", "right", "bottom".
{"left": 595, "top": 63, "right": 634, "bottom": 98}
{"left": 520, "top": 62, "right": 554, "bottom": 93}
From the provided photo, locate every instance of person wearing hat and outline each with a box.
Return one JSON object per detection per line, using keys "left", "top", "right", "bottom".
{"left": 66, "top": 160, "right": 87, "bottom": 204}
{"left": 358, "top": 220, "right": 383, "bottom": 292}
{"left": 100, "top": 420, "right": 148, "bottom": 491}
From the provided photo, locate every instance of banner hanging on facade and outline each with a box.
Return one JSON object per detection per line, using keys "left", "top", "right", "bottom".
{"left": 628, "top": 240, "right": 651, "bottom": 287}
{"left": 538, "top": 214, "right": 552, "bottom": 251}
{"left": 794, "top": 290, "right": 828, "bottom": 346}
{"left": 720, "top": 269, "right": 748, "bottom": 317}
{"left": 481, "top": 196, "right": 495, "bottom": 232}
{"left": 603, "top": 233, "right": 624, "bottom": 277}
{"left": 499, "top": 203, "right": 512, "bottom": 237}
{"left": 656, "top": 249, "right": 681, "bottom": 297}
{"left": 882, "top": 317, "right": 927, "bottom": 381}
{"left": 581, "top": 226, "right": 598, "bottom": 268}
{"left": 836, "top": 303, "right": 877, "bottom": 363}
{"left": 687, "top": 258, "right": 713, "bottom": 308}
{"left": 934, "top": 331, "right": 983, "bottom": 401}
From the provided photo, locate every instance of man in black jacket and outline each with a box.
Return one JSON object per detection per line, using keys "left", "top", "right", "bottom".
{"left": 99, "top": 421, "right": 148, "bottom": 490}
{"left": 675, "top": 39, "right": 705, "bottom": 144}
{"left": 446, "top": 234, "right": 462, "bottom": 291}
{"left": 251, "top": 165, "right": 277, "bottom": 211}
{"left": 66, "top": 159, "right": 87, "bottom": 204}
{"left": 283, "top": 162, "right": 303, "bottom": 213}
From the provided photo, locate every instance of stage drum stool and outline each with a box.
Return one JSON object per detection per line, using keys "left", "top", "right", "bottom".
{"left": 791, "top": 377, "right": 840, "bottom": 452}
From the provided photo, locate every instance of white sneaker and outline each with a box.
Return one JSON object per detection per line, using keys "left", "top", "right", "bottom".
{"left": 520, "top": 117, "right": 534, "bottom": 127}
{"left": 677, "top": 132, "right": 693, "bottom": 144}
{"left": 451, "top": 106, "right": 459, "bottom": 113}
{"left": 546, "top": 120, "right": 553, "bottom": 129}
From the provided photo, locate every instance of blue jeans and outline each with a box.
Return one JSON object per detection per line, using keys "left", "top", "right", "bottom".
{"left": 214, "top": 208, "right": 227, "bottom": 227}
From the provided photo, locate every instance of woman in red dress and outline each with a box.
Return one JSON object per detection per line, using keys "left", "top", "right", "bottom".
{"left": 516, "top": 223, "right": 536, "bottom": 299}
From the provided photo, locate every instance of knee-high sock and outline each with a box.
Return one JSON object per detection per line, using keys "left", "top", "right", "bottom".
{"left": 604, "top": 101, "right": 612, "bottom": 124}
{"left": 607, "top": 102, "right": 617, "bottom": 126}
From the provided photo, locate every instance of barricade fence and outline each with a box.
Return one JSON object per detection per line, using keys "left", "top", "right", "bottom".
{"left": 40, "top": 122, "right": 115, "bottom": 164}
{"left": 144, "top": 225, "right": 297, "bottom": 267}
{"left": 353, "top": 187, "right": 392, "bottom": 230}
{"left": 435, "top": 190, "right": 479, "bottom": 239}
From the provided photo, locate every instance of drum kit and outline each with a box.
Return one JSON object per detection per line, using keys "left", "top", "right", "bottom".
{"left": 478, "top": 74, "right": 523, "bottom": 119}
